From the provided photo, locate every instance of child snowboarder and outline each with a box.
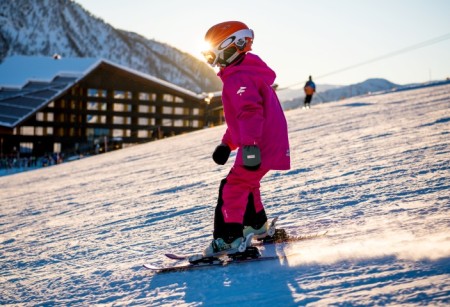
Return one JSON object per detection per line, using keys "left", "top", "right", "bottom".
{"left": 201, "top": 21, "right": 291, "bottom": 256}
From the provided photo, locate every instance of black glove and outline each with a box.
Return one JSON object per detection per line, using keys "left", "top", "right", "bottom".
{"left": 212, "top": 144, "right": 231, "bottom": 165}
{"left": 242, "top": 145, "right": 261, "bottom": 170}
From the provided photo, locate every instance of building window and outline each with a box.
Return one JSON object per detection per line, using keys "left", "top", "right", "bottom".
{"left": 174, "top": 96, "right": 184, "bottom": 103}
{"left": 139, "top": 92, "right": 157, "bottom": 101}
{"left": 35, "top": 127, "right": 44, "bottom": 136}
{"left": 113, "top": 116, "right": 124, "bottom": 124}
{"left": 139, "top": 105, "right": 149, "bottom": 113}
{"left": 21, "top": 127, "right": 34, "bottom": 136}
{"left": 56, "top": 127, "right": 64, "bottom": 137}
{"left": 36, "top": 112, "right": 44, "bottom": 121}
{"left": 174, "top": 107, "right": 184, "bottom": 115}
{"left": 163, "top": 94, "right": 173, "bottom": 102}
{"left": 20, "top": 142, "right": 33, "bottom": 153}
{"left": 88, "top": 102, "right": 98, "bottom": 110}
{"left": 54, "top": 143, "right": 61, "bottom": 153}
{"left": 163, "top": 106, "right": 173, "bottom": 114}
{"left": 114, "top": 90, "right": 131, "bottom": 99}
{"left": 88, "top": 89, "right": 97, "bottom": 97}
{"left": 139, "top": 93, "right": 149, "bottom": 100}
{"left": 88, "top": 88, "right": 106, "bottom": 97}
{"left": 113, "top": 116, "right": 131, "bottom": 125}
{"left": 87, "top": 102, "right": 106, "bottom": 111}
{"left": 114, "top": 103, "right": 131, "bottom": 112}
{"left": 87, "top": 113, "right": 105, "bottom": 123}
{"left": 162, "top": 119, "right": 172, "bottom": 127}
{"left": 138, "top": 118, "right": 149, "bottom": 125}
{"left": 87, "top": 128, "right": 109, "bottom": 138}
{"left": 114, "top": 103, "right": 124, "bottom": 111}
{"left": 139, "top": 92, "right": 156, "bottom": 101}
{"left": 138, "top": 130, "right": 150, "bottom": 138}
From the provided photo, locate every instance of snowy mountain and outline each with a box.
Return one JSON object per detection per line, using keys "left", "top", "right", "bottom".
{"left": 0, "top": 0, "right": 221, "bottom": 93}
{"left": 276, "top": 83, "right": 341, "bottom": 103}
{"left": 1, "top": 84, "right": 449, "bottom": 305}
{"left": 315, "top": 78, "right": 399, "bottom": 102}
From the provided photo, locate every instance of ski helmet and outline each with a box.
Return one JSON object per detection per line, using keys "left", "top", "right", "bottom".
{"left": 203, "top": 21, "right": 254, "bottom": 67}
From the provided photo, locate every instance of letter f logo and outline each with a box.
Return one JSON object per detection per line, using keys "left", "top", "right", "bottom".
{"left": 237, "top": 86, "right": 247, "bottom": 96}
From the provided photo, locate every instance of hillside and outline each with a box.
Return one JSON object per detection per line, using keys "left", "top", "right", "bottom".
{"left": 1, "top": 84, "right": 449, "bottom": 305}
{"left": 281, "top": 78, "right": 399, "bottom": 110}
{"left": 0, "top": 0, "right": 221, "bottom": 93}
{"left": 314, "top": 78, "right": 399, "bottom": 102}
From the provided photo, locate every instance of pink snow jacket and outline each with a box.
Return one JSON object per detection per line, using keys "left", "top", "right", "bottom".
{"left": 218, "top": 53, "right": 290, "bottom": 171}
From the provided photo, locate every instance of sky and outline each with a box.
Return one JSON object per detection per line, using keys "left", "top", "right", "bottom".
{"left": 75, "top": 0, "right": 450, "bottom": 88}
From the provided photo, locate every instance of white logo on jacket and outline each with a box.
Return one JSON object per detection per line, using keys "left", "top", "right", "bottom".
{"left": 237, "top": 87, "right": 247, "bottom": 95}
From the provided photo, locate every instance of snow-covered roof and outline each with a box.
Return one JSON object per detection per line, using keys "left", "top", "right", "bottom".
{"left": 0, "top": 56, "right": 202, "bottom": 97}
{"left": 0, "top": 56, "right": 90, "bottom": 128}
{"left": 0, "top": 56, "right": 99, "bottom": 89}
{"left": 0, "top": 56, "right": 206, "bottom": 128}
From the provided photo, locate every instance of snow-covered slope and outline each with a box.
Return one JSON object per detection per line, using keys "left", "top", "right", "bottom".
{"left": 1, "top": 84, "right": 449, "bottom": 305}
{"left": 0, "top": 0, "right": 221, "bottom": 93}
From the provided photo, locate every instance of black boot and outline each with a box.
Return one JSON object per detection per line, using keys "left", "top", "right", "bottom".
{"left": 243, "top": 192, "right": 268, "bottom": 230}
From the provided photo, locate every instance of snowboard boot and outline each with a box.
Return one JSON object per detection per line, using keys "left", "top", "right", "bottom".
{"left": 243, "top": 221, "right": 269, "bottom": 239}
{"left": 203, "top": 237, "right": 244, "bottom": 257}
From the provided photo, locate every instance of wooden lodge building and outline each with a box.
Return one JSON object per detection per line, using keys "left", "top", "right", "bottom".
{"left": 0, "top": 56, "right": 224, "bottom": 159}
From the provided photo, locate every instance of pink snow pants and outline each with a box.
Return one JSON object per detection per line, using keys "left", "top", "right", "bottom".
{"left": 221, "top": 165, "right": 269, "bottom": 224}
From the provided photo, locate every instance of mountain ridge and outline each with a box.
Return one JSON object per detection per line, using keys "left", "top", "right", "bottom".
{"left": 0, "top": 0, "right": 222, "bottom": 93}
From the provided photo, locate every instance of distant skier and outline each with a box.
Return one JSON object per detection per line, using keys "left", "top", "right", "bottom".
{"left": 201, "top": 21, "right": 291, "bottom": 256}
{"left": 303, "top": 76, "right": 316, "bottom": 109}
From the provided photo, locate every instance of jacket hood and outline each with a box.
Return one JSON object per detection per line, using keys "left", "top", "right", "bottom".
{"left": 218, "top": 53, "right": 276, "bottom": 86}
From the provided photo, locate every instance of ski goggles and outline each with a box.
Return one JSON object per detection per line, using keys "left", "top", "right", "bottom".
{"left": 202, "top": 29, "right": 254, "bottom": 66}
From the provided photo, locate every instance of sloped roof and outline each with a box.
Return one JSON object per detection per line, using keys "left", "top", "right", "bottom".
{"left": 0, "top": 56, "right": 205, "bottom": 128}
{"left": 0, "top": 56, "right": 99, "bottom": 88}
{"left": 0, "top": 76, "right": 78, "bottom": 127}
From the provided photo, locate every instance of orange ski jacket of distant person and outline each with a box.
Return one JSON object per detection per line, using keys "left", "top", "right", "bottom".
{"left": 304, "top": 80, "right": 316, "bottom": 95}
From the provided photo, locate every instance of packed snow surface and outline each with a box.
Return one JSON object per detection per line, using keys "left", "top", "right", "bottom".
{"left": 1, "top": 85, "right": 449, "bottom": 305}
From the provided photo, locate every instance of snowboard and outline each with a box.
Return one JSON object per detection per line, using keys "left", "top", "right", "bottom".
{"left": 164, "top": 227, "right": 327, "bottom": 261}
{"left": 143, "top": 249, "right": 289, "bottom": 273}
{"left": 143, "top": 217, "right": 327, "bottom": 273}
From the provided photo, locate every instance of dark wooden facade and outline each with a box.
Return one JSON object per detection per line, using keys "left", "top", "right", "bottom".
{"left": 0, "top": 61, "right": 224, "bottom": 158}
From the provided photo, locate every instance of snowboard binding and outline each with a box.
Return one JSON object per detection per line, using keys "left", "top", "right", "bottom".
{"left": 259, "top": 228, "right": 289, "bottom": 243}
{"left": 188, "top": 255, "right": 223, "bottom": 265}
{"left": 228, "top": 246, "right": 261, "bottom": 261}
